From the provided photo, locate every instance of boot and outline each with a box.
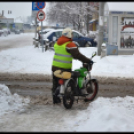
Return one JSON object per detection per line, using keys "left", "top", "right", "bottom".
{"left": 53, "top": 95, "right": 61, "bottom": 104}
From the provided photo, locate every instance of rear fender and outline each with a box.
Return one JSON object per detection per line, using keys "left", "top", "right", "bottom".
{"left": 64, "top": 78, "right": 75, "bottom": 89}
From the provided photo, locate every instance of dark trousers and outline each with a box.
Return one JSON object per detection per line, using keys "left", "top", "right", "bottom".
{"left": 51, "top": 68, "right": 72, "bottom": 96}
{"left": 52, "top": 73, "right": 60, "bottom": 95}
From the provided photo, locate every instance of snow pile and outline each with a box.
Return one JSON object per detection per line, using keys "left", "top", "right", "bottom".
{"left": 0, "top": 84, "right": 30, "bottom": 116}
{"left": 66, "top": 96, "right": 134, "bottom": 132}
{"left": 88, "top": 30, "right": 98, "bottom": 39}
{"left": 0, "top": 44, "right": 134, "bottom": 78}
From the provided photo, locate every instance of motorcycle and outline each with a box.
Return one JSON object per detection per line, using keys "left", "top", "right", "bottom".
{"left": 33, "top": 38, "right": 54, "bottom": 51}
{"left": 54, "top": 52, "right": 99, "bottom": 109}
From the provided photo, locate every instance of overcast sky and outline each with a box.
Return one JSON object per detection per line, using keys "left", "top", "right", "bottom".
{"left": 0, "top": 2, "right": 50, "bottom": 18}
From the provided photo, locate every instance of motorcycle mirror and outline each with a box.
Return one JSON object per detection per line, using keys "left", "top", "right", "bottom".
{"left": 92, "top": 52, "right": 97, "bottom": 58}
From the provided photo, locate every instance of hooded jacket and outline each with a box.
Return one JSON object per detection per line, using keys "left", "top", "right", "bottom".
{"left": 52, "top": 35, "right": 91, "bottom": 72}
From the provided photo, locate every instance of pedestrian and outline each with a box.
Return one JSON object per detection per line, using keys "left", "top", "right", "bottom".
{"left": 51, "top": 27, "right": 93, "bottom": 104}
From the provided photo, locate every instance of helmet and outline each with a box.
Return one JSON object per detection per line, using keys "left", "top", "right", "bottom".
{"left": 62, "top": 27, "right": 72, "bottom": 38}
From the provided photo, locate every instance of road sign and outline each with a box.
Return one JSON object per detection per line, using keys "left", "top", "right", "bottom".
{"left": 37, "top": 10, "right": 46, "bottom": 21}
{"left": 32, "top": 2, "right": 40, "bottom": 17}
{"left": 56, "top": 24, "right": 59, "bottom": 27}
{"left": 36, "top": 2, "right": 46, "bottom": 9}
{"left": 13, "top": 23, "right": 15, "bottom": 28}
{"left": 32, "top": 2, "right": 40, "bottom": 11}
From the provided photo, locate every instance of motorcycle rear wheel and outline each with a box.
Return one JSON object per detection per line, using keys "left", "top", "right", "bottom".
{"left": 63, "top": 80, "right": 74, "bottom": 109}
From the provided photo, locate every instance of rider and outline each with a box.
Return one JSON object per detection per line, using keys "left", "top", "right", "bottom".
{"left": 51, "top": 27, "right": 93, "bottom": 104}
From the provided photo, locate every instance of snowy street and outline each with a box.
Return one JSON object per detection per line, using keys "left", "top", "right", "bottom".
{"left": 0, "top": 33, "right": 33, "bottom": 51}
{"left": 0, "top": 97, "right": 90, "bottom": 132}
{"left": 0, "top": 33, "right": 134, "bottom": 132}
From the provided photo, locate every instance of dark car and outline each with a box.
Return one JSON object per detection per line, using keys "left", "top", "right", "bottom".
{"left": 11, "top": 28, "right": 21, "bottom": 34}
{"left": 72, "top": 31, "right": 97, "bottom": 47}
{"left": 14, "top": 29, "right": 21, "bottom": 34}
{"left": 41, "top": 29, "right": 97, "bottom": 47}
{"left": 20, "top": 29, "right": 24, "bottom": 33}
{"left": 0, "top": 30, "right": 4, "bottom": 37}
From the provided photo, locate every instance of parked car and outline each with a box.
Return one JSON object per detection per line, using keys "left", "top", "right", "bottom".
{"left": 11, "top": 29, "right": 21, "bottom": 34}
{"left": 40, "top": 29, "right": 97, "bottom": 47}
{"left": 14, "top": 29, "right": 21, "bottom": 34}
{"left": 20, "top": 29, "right": 24, "bottom": 33}
{"left": 2, "top": 28, "right": 11, "bottom": 35}
{"left": 0, "top": 30, "right": 4, "bottom": 37}
{"left": 38, "top": 28, "right": 54, "bottom": 40}
{"left": 0, "top": 28, "right": 10, "bottom": 37}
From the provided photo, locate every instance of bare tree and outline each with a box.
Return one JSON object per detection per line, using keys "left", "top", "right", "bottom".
{"left": 47, "top": 2, "right": 98, "bottom": 34}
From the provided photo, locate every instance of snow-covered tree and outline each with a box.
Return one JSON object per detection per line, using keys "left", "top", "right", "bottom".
{"left": 47, "top": 2, "right": 98, "bottom": 34}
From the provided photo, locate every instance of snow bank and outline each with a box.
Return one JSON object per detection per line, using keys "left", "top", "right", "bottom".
{"left": 67, "top": 96, "right": 134, "bottom": 132}
{"left": 0, "top": 84, "right": 30, "bottom": 116}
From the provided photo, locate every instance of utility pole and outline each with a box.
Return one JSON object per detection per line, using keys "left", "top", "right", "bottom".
{"left": 97, "top": 2, "right": 105, "bottom": 56}
{"left": 35, "top": 16, "right": 37, "bottom": 39}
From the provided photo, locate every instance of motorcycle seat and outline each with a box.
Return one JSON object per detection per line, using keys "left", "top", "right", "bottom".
{"left": 54, "top": 70, "right": 71, "bottom": 79}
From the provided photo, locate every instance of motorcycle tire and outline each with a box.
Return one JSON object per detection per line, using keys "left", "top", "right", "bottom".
{"left": 63, "top": 79, "right": 74, "bottom": 109}
{"left": 84, "top": 79, "right": 99, "bottom": 102}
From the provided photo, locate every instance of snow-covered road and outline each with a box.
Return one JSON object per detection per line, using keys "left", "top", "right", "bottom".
{"left": 0, "top": 33, "right": 33, "bottom": 51}
{"left": 0, "top": 33, "right": 134, "bottom": 132}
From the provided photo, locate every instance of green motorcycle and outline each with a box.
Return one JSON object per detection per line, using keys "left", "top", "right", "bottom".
{"left": 54, "top": 52, "right": 99, "bottom": 109}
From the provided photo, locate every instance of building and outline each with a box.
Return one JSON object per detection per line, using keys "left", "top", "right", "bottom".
{"left": 14, "top": 17, "right": 24, "bottom": 30}
{"left": 0, "top": 10, "right": 14, "bottom": 29}
{"left": 0, "top": 10, "right": 25, "bottom": 30}
{"left": 104, "top": 2, "right": 134, "bottom": 55}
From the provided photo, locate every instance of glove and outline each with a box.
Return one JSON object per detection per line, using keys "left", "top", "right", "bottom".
{"left": 89, "top": 60, "right": 93, "bottom": 64}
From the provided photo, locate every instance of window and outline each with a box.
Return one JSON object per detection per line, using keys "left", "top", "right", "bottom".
{"left": 112, "top": 16, "right": 118, "bottom": 45}
{"left": 55, "top": 31, "right": 62, "bottom": 38}
{"left": 72, "top": 32, "right": 79, "bottom": 38}
{"left": 120, "top": 17, "right": 134, "bottom": 49}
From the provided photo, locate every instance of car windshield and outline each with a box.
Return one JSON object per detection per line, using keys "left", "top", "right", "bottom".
{"left": 73, "top": 30, "right": 84, "bottom": 37}
{"left": 40, "top": 31, "right": 49, "bottom": 34}
{"left": 79, "top": 33, "right": 84, "bottom": 37}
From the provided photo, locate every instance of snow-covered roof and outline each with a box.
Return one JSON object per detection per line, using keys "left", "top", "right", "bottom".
{"left": 4, "top": 13, "right": 23, "bottom": 23}
{"left": 4, "top": 13, "right": 15, "bottom": 19}
{"left": 107, "top": 2, "right": 134, "bottom": 12}
{"left": 14, "top": 18, "right": 23, "bottom": 23}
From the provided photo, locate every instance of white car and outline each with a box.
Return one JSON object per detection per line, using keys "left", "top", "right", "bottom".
{"left": 39, "top": 28, "right": 54, "bottom": 39}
